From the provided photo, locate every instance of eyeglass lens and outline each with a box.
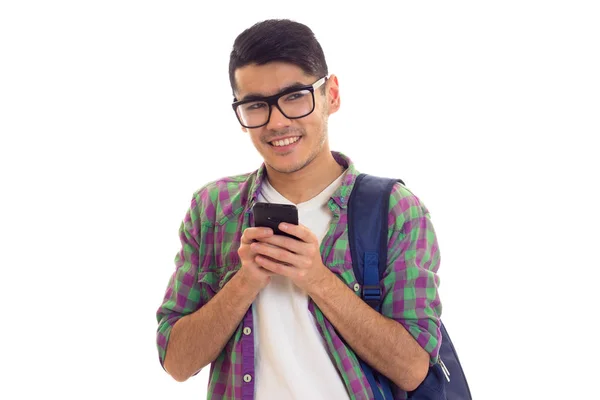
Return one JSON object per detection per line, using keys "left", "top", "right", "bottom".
{"left": 236, "top": 89, "right": 314, "bottom": 128}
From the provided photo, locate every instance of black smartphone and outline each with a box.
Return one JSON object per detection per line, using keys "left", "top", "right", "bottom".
{"left": 252, "top": 202, "right": 299, "bottom": 239}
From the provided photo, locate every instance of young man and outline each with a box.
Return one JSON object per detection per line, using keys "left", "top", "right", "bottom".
{"left": 156, "top": 19, "right": 442, "bottom": 400}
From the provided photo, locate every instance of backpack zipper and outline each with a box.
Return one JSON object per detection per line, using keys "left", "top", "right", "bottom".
{"left": 439, "top": 358, "right": 450, "bottom": 382}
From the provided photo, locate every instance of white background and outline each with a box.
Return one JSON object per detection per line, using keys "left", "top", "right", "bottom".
{"left": 1, "top": 1, "right": 598, "bottom": 399}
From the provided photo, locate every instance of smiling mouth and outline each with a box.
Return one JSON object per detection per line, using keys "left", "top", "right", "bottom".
{"left": 269, "top": 136, "right": 301, "bottom": 147}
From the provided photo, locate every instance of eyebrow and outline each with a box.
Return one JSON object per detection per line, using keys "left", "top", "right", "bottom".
{"left": 239, "top": 81, "right": 308, "bottom": 102}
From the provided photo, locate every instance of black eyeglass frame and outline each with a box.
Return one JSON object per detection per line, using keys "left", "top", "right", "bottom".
{"left": 231, "top": 76, "right": 328, "bottom": 129}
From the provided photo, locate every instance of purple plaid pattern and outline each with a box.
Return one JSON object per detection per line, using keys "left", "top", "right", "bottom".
{"left": 156, "top": 151, "right": 442, "bottom": 399}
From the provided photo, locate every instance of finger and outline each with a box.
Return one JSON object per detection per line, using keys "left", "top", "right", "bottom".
{"left": 278, "top": 223, "right": 313, "bottom": 243}
{"left": 241, "top": 227, "right": 273, "bottom": 244}
{"left": 256, "top": 234, "right": 305, "bottom": 254}
{"left": 251, "top": 242, "right": 301, "bottom": 266}
{"left": 255, "top": 255, "right": 296, "bottom": 278}
{"left": 254, "top": 264, "right": 276, "bottom": 276}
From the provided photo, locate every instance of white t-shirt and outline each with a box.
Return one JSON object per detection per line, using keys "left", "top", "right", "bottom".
{"left": 253, "top": 172, "right": 350, "bottom": 400}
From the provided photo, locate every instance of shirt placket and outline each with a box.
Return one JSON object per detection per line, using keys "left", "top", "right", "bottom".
{"left": 240, "top": 208, "right": 255, "bottom": 400}
{"left": 240, "top": 309, "right": 255, "bottom": 399}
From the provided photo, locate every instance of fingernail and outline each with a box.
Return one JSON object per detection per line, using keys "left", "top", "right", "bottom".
{"left": 280, "top": 223, "right": 288, "bottom": 230}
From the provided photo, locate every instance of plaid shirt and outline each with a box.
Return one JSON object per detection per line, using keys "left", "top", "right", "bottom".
{"left": 156, "top": 151, "right": 442, "bottom": 400}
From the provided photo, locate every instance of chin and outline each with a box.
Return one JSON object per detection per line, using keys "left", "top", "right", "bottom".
{"left": 268, "top": 159, "right": 307, "bottom": 174}
{"left": 271, "top": 151, "right": 321, "bottom": 174}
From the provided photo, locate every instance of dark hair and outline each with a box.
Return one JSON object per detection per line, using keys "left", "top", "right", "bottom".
{"left": 229, "top": 19, "right": 328, "bottom": 95}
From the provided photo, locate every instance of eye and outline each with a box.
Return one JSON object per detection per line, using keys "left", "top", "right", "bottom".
{"left": 284, "top": 91, "right": 307, "bottom": 102}
{"left": 244, "top": 102, "right": 267, "bottom": 111}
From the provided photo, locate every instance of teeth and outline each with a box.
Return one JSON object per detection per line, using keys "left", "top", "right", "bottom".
{"left": 272, "top": 136, "right": 300, "bottom": 147}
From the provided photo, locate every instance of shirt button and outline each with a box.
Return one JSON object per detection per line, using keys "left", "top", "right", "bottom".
{"left": 354, "top": 283, "right": 360, "bottom": 292}
{"left": 243, "top": 327, "right": 252, "bottom": 335}
{"left": 243, "top": 374, "right": 252, "bottom": 383}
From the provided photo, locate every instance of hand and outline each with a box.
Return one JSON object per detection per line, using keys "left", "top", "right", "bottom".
{"left": 237, "top": 227, "right": 276, "bottom": 292}
{"left": 251, "top": 223, "right": 331, "bottom": 294}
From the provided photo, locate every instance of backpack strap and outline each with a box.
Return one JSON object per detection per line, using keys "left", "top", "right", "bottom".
{"left": 348, "top": 173, "right": 404, "bottom": 400}
{"left": 348, "top": 173, "right": 403, "bottom": 311}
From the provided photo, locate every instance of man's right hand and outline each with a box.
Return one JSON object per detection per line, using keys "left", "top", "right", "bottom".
{"left": 237, "top": 227, "right": 275, "bottom": 291}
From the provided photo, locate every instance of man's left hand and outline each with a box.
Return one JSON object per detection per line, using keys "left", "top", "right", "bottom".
{"left": 251, "top": 223, "right": 331, "bottom": 293}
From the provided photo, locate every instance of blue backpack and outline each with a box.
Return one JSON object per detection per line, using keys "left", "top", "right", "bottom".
{"left": 347, "top": 174, "right": 472, "bottom": 400}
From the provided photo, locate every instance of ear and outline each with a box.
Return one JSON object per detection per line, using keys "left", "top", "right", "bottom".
{"left": 326, "top": 74, "right": 340, "bottom": 115}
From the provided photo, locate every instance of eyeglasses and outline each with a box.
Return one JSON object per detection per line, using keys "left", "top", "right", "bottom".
{"left": 232, "top": 77, "right": 328, "bottom": 129}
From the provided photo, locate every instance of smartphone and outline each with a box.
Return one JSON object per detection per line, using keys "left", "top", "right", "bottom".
{"left": 252, "top": 202, "right": 299, "bottom": 239}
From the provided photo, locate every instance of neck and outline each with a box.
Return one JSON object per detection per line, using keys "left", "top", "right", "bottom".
{"left": 264, "top": 150, "right": 344, "bottom": 204}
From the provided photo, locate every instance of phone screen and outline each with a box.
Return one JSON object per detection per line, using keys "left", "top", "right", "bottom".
{"left": 252, "top": 202, "right": 299, "bottom": 238}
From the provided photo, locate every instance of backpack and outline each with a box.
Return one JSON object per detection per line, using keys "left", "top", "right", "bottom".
{"left": 347, "top": 173, "right": 472, "bottom": 400}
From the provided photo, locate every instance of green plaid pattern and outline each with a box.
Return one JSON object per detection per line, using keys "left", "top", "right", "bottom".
{"left": 156, "top": 152, "right": 442, "bottom": 399}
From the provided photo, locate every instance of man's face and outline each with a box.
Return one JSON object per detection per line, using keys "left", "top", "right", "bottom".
{"left": 233, "top": 62, "right": 339, "bottom": 174}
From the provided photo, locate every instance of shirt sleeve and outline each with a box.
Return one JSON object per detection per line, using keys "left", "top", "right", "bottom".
{"left": 156, "top": 193, "right": 206, "bottom": 369}
{"left": 380, "top": 183, "right": 442, "bottom": 364}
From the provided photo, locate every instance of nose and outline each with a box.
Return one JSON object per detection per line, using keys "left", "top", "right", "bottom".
{"left": 265, "top": 104, "right": 291, "bottom": 131}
